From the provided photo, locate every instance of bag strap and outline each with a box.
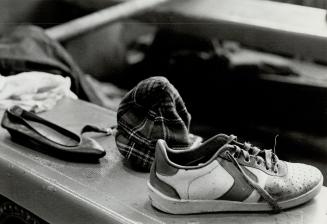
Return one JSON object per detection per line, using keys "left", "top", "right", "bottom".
{"left": 81, "top": 124, "right": 117, "bottom": 136}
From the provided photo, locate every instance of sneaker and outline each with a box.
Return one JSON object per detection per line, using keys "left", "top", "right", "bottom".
{"left": 148, "top": 134, "right": 323, "bottom": 214}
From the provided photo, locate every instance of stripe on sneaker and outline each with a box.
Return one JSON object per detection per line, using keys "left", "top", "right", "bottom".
{"left": 157, "top": 160, "right": 234, "bottom": 200}
{"left": 150, "top": 162, "right": 181, "bottom": 199}
{"left": 242, "top": 166, "right": 268, "bottom": 202}
{"left": 218, "top": 159, "right": 257, "bottom": 201}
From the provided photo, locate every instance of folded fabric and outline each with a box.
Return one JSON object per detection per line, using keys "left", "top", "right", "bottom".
{"left": 0, "top": 71, "right": 77, "bottom": 113}
{"left": 115, "top": 76, "right": 202, "bottom": 172}
{"left": 0, "top": 25, "right": 102, "bottom": 105}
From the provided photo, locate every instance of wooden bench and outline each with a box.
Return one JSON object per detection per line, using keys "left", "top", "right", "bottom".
{"left": 0, "top": 98, "right": 326, "bottom": 224}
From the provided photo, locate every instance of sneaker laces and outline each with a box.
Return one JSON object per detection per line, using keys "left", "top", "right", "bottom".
{"left": 224, "top": 135, "right": 282, "bottom": 212}
{"left": 228, "top": 135, "right": 279, "bottom": 172}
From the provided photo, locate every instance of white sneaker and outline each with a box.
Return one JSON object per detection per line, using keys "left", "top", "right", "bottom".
{"left": 148, "top": 134, "right": 323, "bottom": 214}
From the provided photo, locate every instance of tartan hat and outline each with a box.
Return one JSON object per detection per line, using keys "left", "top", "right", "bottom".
{"left": 115, "top": 76, "right": 200, "bottom": 171}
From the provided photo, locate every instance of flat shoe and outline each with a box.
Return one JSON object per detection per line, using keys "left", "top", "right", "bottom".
{"left": 1, "top": 105, "right": 111, "bottom": 162}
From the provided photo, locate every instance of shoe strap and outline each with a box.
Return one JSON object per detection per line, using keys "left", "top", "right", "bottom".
{"left": 226, "top": 151, "right": 282, "bottom": 213}
{"left": 81, "top": 125, "right": 117, "bottom": 136}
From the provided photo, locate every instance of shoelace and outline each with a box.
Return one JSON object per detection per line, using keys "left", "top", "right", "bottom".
{"left": 224, "top": 135, "right": 282, "bottom": 213}
{"left": 229, "top": 136, "right": 279, "bottom": 173}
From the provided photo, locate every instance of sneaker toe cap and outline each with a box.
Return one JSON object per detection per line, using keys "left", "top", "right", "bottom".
{"left": 265, "top": 162, "right": 323, "bottom": 201}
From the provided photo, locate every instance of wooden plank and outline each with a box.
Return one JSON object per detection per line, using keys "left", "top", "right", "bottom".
{"left": 139, "top": 0, "right": 327, "bottom": 63}
{"left": 45, "top": 0, "right": 170, "bottom": 41}
{"left": 229, "top": 48, "right": 327, "bottom": 88}
{"left": 46, "top": 0, "right": 327, "bottom": 63}
{"left": 47, "top": 0, "right": 327, "bottom": 62}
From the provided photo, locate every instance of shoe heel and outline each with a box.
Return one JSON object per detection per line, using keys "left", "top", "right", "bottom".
{"left": 148, "top": 181, "right": 185, "bottom": 214}
{"left": 7, "top": 129, "right": 36, "bottom": 148}
{"left": 7, "top": 129, "right": 25, "bottom": 141}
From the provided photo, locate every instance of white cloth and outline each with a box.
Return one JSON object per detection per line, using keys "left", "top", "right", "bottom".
{"left": 0, "top": 71, "right": 78, "bottom": 113}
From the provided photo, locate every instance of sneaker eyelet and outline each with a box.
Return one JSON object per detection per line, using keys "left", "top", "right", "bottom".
{"left": 225, "top": 151, "right": 235, "bottom": 157}
{"left": 244, "top": 158, "right": 250, "bottom": 163}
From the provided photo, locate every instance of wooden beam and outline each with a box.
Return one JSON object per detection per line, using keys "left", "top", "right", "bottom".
{"left": 47, "top": 0, "right": 327, "bottom": 62}
{"left": 229, "top": 48, "right": 327, "bottom": 88}
{"left": 139, "top": 0, "right": 327, "bottom": 63}
{"left": 45, "top": 0, "right": 170, "bottom": 41}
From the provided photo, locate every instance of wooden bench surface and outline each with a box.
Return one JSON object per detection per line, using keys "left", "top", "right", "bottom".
{"left": 140, "top": 0, "right": 327, "bottom": 91}
{"left": 137, "top": 0, "right": 327, "bottom": 89}
{"left": 45, "top": 0, "right": 327, "bottom": 90}
{"left": 140, "top": 0, "right": 327, "bottom": 63}
{"left": 0, "top": 98, "right": 326, "bottom": 224}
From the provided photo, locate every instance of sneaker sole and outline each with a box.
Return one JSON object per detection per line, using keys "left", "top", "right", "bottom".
{"left": 147, "top": 178, "right": 323, "bottom": 214}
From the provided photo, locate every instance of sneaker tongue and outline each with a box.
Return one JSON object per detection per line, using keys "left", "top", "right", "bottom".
{"left": 179, "top": 133, "right": 231, "bottom": 166}
{"left": 207, "top": 133, "right": 230, "bottom": 145}
{"left": 208, "top": 134, "right": 257, "bottom": 157}
{"left": 201, "top": 133, "right": 233, "bottom": 154}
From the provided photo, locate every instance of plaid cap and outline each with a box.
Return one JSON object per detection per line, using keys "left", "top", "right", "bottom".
{"left": 115, "top": 76, "right": 197, "bottom": 171}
